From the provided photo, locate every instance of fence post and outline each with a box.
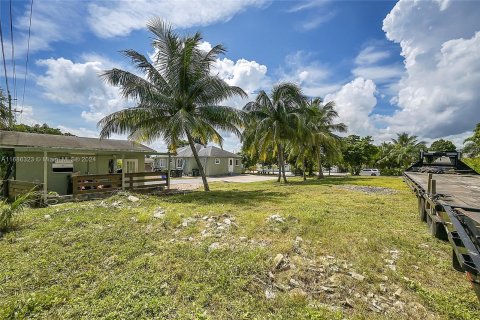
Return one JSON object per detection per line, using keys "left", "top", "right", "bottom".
{"left": 43, "top": 151, "right": 48, "bottom": 201}
{"left": 121, "top": 154, "right": 125, "bottom": 190}
{"left": 167, "top": 153, "right": 171, "bottom": 190}
{"left": 72, "top": 176, "right": 78, "bottom": 196}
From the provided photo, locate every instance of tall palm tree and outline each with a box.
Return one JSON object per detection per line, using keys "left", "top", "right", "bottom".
{"left": 98, "top": 19, "right": 246, "bottom": 191}
{"left": 292, "top": 98, "right": 346, "bottom": 180}
{"left": 308, "top": 99, "right": 347, "bottom": 179}
{"left": 243, "top": 83, "right": 303, "bottom": 183}
{"left": 390, "top": 132, "right": 426, "bottom": 168}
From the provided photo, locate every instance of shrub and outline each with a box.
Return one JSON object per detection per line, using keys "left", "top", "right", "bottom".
{"left": 463, "top": 158, "right": 480, "bottom": 174}
{"left": 380, "top": 168, "right": 404, "bottom": 176}
{"left": 0, "top": 192, "right": 33, "bottom": 232}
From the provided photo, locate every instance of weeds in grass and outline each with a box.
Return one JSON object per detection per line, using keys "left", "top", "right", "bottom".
{"left": 0, "top": 177, "right": 478, "bottom": 319}
{"left": 0, "top": 191, "right": 34, "bottom": 232}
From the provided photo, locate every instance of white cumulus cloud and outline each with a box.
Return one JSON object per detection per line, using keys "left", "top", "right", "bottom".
{"left": 278, "top": 51, "right": 341, "bottom": 97}
{"left": 87, "top": 0, "right": 268, "bottom": 38}
{"left": 213, "top": 58, "right": 268, "bottom": 95}
{"left": 381, "top": 0, "right": 480, "bottom": 139}
{"left": 352, "top": 45, "right": 403, "bottom": 86}
{"left": 324, "top": 77, "right": 378, "bottom": 137}
{"left": 35, "top": 57, "right": 127, "bottom": 123}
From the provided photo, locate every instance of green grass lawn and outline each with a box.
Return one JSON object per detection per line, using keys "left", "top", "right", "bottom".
{"left": 1, "top": 176, "right": 478, "bottom": 319}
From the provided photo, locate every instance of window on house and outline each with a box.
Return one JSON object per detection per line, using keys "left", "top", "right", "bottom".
{"left": 215, "top": 158, "right": 220, "bottom": 164}
{"left": 108, "top": 159, "right": 114, "bottom": 173}
{"left": 235, "top": 159, "right": 240, "bottom": 166}
{"left": 176, "top": 159, "right": 183, "bottom": 168}
{"left": 52, "top": 156, "right": 74, "bottom": 173}
{"left": 158, "top": 158, "right": 166, "bottom": 167}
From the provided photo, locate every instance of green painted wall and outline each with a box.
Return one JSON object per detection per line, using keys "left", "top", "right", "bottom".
{"left": 14, "top": 151, "right": 146, "bottom": 195}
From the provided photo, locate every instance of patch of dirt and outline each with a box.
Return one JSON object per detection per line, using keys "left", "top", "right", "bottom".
{"left": 174, "top": 183, "right": 201, "bottom": 191}
{"left": 336, "top": 185, "right": 397, "bottom": 195}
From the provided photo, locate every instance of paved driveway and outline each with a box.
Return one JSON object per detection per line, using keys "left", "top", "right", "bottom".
{"left": 169, "top": 174, "right": 292, "bottom": 190}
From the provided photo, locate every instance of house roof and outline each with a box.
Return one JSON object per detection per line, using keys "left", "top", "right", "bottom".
{"left": 175, "top": 144, "right": 241, "bottom": 158}
{"left": 0, "top": 130, "right": 157, "bottom": 154}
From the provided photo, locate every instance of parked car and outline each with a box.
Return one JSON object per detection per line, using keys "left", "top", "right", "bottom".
{"left": 359, "top": 168, "right": 381, "bottom": 176}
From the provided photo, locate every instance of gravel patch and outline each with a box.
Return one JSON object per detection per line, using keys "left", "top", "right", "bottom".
{"left": 336, "top": 185, "right": 397, "bottom": 195}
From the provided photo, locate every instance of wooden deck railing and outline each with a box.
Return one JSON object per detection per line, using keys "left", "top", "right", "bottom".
{"left": 71, "top": 171, "right": 169, "bottom": 196}
{"left": 72, "top": 173, "right": 122, "bottom": 195}
{"left": 125, "top": 171, "right": 168, "bottom": 190}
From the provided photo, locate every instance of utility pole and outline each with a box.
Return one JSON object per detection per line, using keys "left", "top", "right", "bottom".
{"left": 7, "top": 90, "right": 20, "bottom": 128}
{"left": 8, "top": 91, "right": 12, "bottom": 127}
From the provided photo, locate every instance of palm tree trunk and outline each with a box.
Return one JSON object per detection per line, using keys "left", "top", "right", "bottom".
{"left": 276, "top": 149, "right": 281, "bottom": 182}
{"left": 186, "top": 130, "right": 209, "bottom": 191}
{"left": 300, "top": 146, "right": 306, "bottom": 181}
{"left": 317, "top": 147, "right": 324, "bottom": 179}
{"left": 302, "top": 160, "right": 306, "bottom": 181}
{"left": 279, "top": 144, "right": 287, "bottom": 183}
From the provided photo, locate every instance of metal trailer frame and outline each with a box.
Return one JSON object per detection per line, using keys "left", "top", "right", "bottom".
{"left": 403, "top": 151, "right": 480, "bottom": 300}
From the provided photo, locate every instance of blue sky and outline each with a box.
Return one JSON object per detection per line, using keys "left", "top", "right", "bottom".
{"left": 1, "top": 0, "right": 479, "bottom": 152}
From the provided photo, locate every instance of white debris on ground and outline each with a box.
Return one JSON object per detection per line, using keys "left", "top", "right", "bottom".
{"left": 266, "top": 214, "right": 285, "bottom": 223}
{"left": 252, "top": 240, "right": 415, "bottom": 318}
{"left": 208, "top": 242, "right": 221, "bottom": 252}
{"left": 385, "top": 249, "right": 400, "bottom": 271}
{"left": 168, "top": 213, "right": 242, "bottom": 245}
{"left": 153, "top": 207, "right": 166, "bottom": 219}
{"left": 88, "top": 194, "right": 421, "bottom": 318}
{"left": 127, "top": 195, "right": 140, "bottom": 202}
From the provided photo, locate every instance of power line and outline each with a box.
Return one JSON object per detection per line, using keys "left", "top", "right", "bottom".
{"left": 21, "top": 0, "right": 33, "bottom": 111}
{"left": 9, "top": 0, "right": 17, "bottom": 107}
{"left": 0, "top": 5, "right": 10, "bottom": 95}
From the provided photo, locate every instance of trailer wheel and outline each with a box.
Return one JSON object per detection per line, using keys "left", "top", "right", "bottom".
{"left": 430, "top": 216, "right": 448, "bottom": 241}
{"left": 418, "top": 197, "right": 426, "bottom": 222}
{"left": 452, "top": 249, "right": 464, "bottom": 272}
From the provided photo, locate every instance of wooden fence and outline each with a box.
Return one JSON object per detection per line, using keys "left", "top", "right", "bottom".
{"left": 7, "top": 180, "right": 43, "bottom": 200}
{"left": 72, "top": 173, "right": 123, "bottom": 195}
{"left": 71, "top": 171, "right": 168, "bottom": 196}
{"left": 125, "top": 171, "right": 168, "bottom": 191}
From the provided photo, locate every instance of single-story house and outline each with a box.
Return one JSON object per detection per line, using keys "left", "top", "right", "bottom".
{"left": 0, "top": 130, "right": 167, "bottom": 196}
{"left": 154, "top": 143, "right": 242, "bottom": 176}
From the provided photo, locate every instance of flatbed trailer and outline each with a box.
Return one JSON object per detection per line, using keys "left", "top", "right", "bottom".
{"left": 403, "top": 151, "right": 480, "bottom": 300}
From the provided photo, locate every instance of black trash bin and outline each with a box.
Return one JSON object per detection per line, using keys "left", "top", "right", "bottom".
{"left": 192, "top": 169, "right": 199, "bottom": 177}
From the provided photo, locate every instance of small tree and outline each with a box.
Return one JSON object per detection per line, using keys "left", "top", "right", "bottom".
{"left": 341, "top": 135, "right": 378, "bottom": 175}
{"left": 463, "top": 123, "right": 480, "bottom": 157}
{"left": 429, "top": 139, "right": 456, "bottom": 152}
